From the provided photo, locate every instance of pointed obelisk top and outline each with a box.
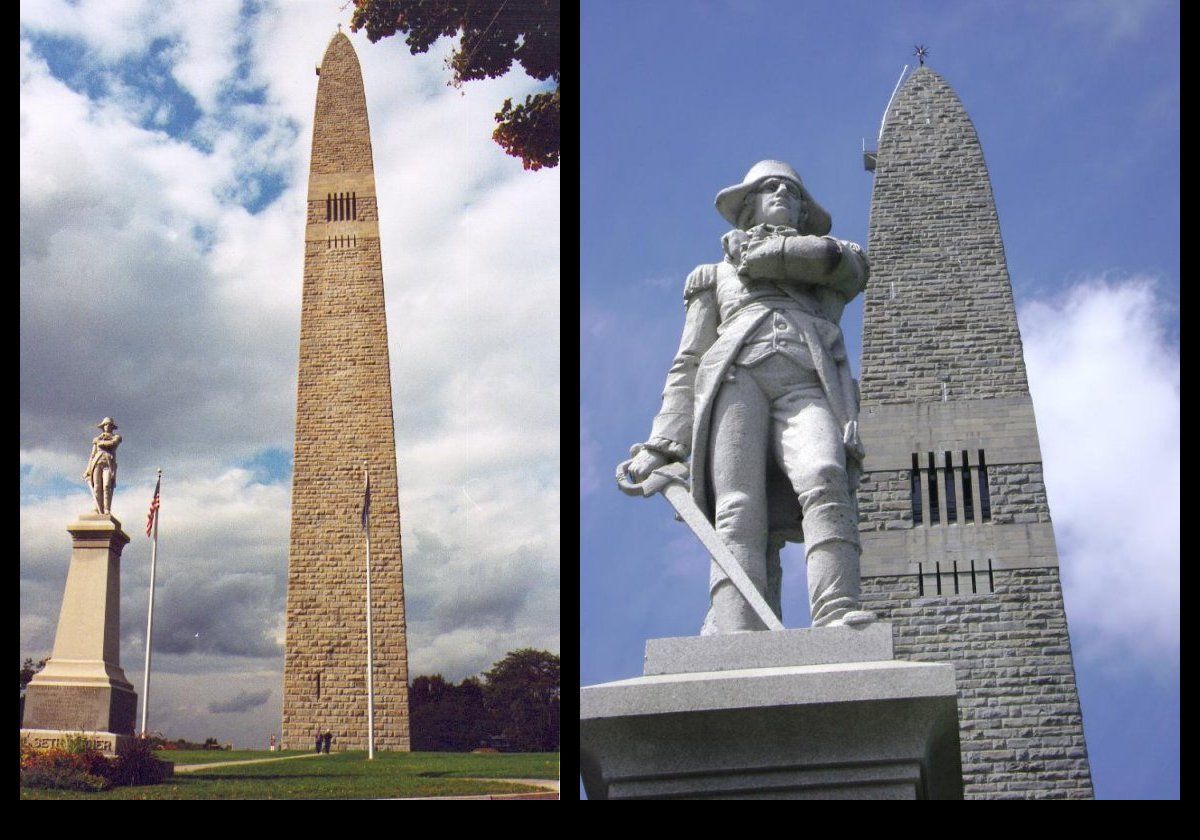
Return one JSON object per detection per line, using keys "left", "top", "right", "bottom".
{"left": 863, "top": 65, "right": 1029, "bottom": 405}
{"left": 311, "top": 28, "right": 374, "bottom": 177}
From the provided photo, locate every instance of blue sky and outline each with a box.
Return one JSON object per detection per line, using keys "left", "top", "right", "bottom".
{"left": 21, "top": 0, "right": 560, "bottom": 748}
{"left": 581, "top": 1, "right": 1178, "bottom": 799}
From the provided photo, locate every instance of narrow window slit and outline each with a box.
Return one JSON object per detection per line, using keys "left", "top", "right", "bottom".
{"left": 988, "top": 558, "right": 995, "bottom": 592}
{"left": 935, "top": 561, "right": 942, "bottom": 595}
{"left": 977, "top": 449, "right": 992, "bottom": 522}
{"left": 910, "top": 453, "right": 923, "bottom": 524}
{"left": 953, "top": 560, "right": 959, "bottom": 594}
{"left": 326, "top": 194, "right": 332, "bottom": 221}
{"left": 943, "top": 451, "right": 957, "bottom": 523}
{"left": 918, "top": 562, "right": 924, "bottom": 595}
{"left": 961, "top": 449, "right": 975, "bottom": 522}
{"left": 970, "top": 559, "right": 977, "bottom": 594}
{"left": 351, "top": 192, "right": 357, "bottom": 220}
{"left": 927, "top": 451, "right": 940, "bottom": 524}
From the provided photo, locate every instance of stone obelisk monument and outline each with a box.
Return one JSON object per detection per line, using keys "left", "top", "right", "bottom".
{"left": 282, "top": 31, "right": 410, "bottom": 752}
{"left": 857, "top": 65, "right": 1094, "bottom": 797}
{"left": 22, "top": 418, "right": 137, "bottom": 754}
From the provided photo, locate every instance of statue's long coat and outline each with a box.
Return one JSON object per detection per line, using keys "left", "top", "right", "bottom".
{"left": 646, "top": 240, "right": 866, "bottom": 544}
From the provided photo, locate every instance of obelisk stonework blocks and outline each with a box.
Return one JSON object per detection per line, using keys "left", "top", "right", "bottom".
{"left": 283, "top": 32, "right": 410, "bottom": 753}
{"left": 858, "top": 66, "right": 1093, "bottom": 798}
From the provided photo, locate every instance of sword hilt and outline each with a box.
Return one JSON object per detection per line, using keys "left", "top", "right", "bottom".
{"left": 615, "top": 458, "right": 690, "bottom": 497}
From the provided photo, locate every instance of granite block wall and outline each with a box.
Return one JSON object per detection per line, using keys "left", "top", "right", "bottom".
{"left": 859, "top": 66, "right": 1092, "bottom": 797}
{"left": 283, "top": 32, "right": 410, "bottom": 752}
{"left": 861, "top": 570, "right": 1092, "bottom": 799}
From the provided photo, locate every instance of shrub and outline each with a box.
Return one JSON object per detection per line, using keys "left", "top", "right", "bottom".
{"left": 20, "top": 735, "right": 172, "bottom": 791}
{"left": 21, "top": 764, "right": 111, "bottom": 792}
{"left": 20, "top": 740, "right": 113, "bottom": 791}
{"left": 109, "top": 737, "right": 173, "bottom": 787}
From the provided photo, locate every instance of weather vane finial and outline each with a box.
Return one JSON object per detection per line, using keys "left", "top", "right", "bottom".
{"left": 914, "top": 45, "right": 929, "bottom": 66}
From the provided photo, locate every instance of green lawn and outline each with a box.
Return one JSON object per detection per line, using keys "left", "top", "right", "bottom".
{"left": 158, "top": 749, "right": 312, "bottom": 765}
{"left": 21, "top": 751, "right": 560, "bottom": 800}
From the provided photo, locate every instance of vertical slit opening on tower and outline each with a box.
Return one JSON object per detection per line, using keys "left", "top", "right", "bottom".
{"left": 977, "top": 449, "right": 992, "bottom": 522}
{"left": 910, "top": 452, "right": 923, "bottom": 525}
{"left": 953, "top": 560, "right": 959, "bottom": 594}
{"left": 326, "top": 194, "right": 332, "bottom": 221}
{"left": 970, "top": 558, "right": 978, "bottom": 593}
{"left": 961, "top": 449, "right": 975, "bottom": 522}
{"left": 988, "top": 558, "right": 995, "bottom": 592}
{"left": 927, "top": 451, "right": 940, "bottom": 524}
{"left": 351, "top": 192, "right": 357, "bottom": 220}
{"left": 918, "top": 562, "right": 924, "bottom": 595}
{"left": 935, "top": 561, "right": 942, "bottom": 594}
{"left": 943, "top": 450, "right": 957, "bottom": 523}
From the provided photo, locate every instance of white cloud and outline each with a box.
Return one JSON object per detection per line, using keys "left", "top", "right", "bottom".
{"left": 1020, "top": 276, "right": 1179, "bottom": 673}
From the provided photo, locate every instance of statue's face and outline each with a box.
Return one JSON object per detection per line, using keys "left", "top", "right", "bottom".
{"left": 752, "top": 177, "right": 804, "bottom": 227}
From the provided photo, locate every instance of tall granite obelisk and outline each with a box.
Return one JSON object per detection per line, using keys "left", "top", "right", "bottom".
{"left": 857, "top": 66, "right": 1093, "bottom": 797}
{"left": 282, "top": 31, "right": 410, "bottom": 752}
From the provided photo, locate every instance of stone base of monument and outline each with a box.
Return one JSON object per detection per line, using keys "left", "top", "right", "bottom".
{"left": 20, "top": 728, "right": 138, "bottom": 758}
{"left": 580, "top": 623, "right": 963, "bottom": 799}
{"left": 21, "top": 514, "right": 138, "bottom": 752}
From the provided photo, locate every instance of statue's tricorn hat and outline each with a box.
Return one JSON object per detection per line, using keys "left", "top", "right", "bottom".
{"left": 714, "top": 160, "right": 832, "bottom": 236}
{"left": 97, "top": 417, "right": 118, "bottom": 430}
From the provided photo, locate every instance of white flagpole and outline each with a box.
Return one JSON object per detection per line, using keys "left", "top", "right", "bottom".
{"left": 364, "top": 466, "right": 375, "bottom": 760}
{"left": 141, "top": 468, "right": 161, "bottom": 736}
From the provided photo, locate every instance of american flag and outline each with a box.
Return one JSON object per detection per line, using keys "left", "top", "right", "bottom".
{"left": 361, "top": 469, "right": 371, "bottom": 531}
{"left": 146, "top": 476, "right": 161, "bottom": 538}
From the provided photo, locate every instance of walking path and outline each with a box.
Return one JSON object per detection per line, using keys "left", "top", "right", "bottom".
{"left": 173, "top": 753, "right": 325, "bottom": 773}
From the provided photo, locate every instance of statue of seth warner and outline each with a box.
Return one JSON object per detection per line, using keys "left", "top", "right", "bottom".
{"left": 622, "top": 160, "right": 876, "bottom": 634}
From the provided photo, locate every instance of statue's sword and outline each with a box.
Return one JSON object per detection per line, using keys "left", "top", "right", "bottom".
{"left": 616, "top": 459, "right": 785, "bottom": 631}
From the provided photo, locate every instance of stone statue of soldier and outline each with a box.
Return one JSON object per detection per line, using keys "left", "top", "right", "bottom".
{"left": 83, "top": 417, "right": 121, "bottom": 515}
{"left": 623, "top": 161, "right": 876, "bottom": 633}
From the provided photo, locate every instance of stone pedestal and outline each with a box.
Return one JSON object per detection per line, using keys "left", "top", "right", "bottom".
{"left": 580, "top": 624, "right": 963, "bottom": 799}
{"left": 22, "top": 514, "right": 137, "bottom": 745}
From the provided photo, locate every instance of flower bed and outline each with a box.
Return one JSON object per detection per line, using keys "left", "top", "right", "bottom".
{"left": 20, "top": 734, "right": 173, "bottom": 792}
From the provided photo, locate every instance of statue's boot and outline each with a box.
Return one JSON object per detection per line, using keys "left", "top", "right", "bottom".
{"left": 807, "top": 537, "right": 875, "bottom": 627}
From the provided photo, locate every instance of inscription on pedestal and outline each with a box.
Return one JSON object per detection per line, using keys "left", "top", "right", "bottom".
{"left": 21, "top": 732, "right": 117, "bottom": 754}
{"left": 23, "top": 683, "right": 136, "bottom": 734}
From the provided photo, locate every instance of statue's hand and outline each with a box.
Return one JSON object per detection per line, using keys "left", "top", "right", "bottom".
{"left": 626, "top": 448, "right": 670, "bottom": 483}
{"left": 737, "top": 236, "right": 783, "bottom": 280}
{"left": 843, "top": 420, "right": 865, "bottom": 462}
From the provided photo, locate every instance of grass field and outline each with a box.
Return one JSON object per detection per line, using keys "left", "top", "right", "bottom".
{"left": 158, "top": 749, "right": 313, "bottom": 765}
{"left": 20, "top": 751, "right": 560, "bottom": 800}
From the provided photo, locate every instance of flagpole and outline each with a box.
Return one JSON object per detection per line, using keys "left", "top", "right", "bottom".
{"left": 141, "top": 468, "right": 161, "bottom": 737}
{"left": 364, "top": 466, "right": 375, "bottom": 760}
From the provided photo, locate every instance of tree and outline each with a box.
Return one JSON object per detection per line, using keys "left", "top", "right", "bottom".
{"left": 410, "top": 674, "right": 488, "bottom": 751}
{"left": 20, "top": 658, "right": 46, "bottom": 728}
{"left": 20, "top": 658, "right": 46, "bottom": 693}
{"left": 350, "top": 0, "right": 560, "bottom": 171}
{"left": 482, "top": 648, "right": 559, "bottom": 751}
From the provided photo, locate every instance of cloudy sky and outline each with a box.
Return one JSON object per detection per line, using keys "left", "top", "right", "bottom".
{"left": 581, "top": 1, "right": 1178, "bottom": 799}
{"left": 20, "top": 0, "right": 559, "bottom": 747}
